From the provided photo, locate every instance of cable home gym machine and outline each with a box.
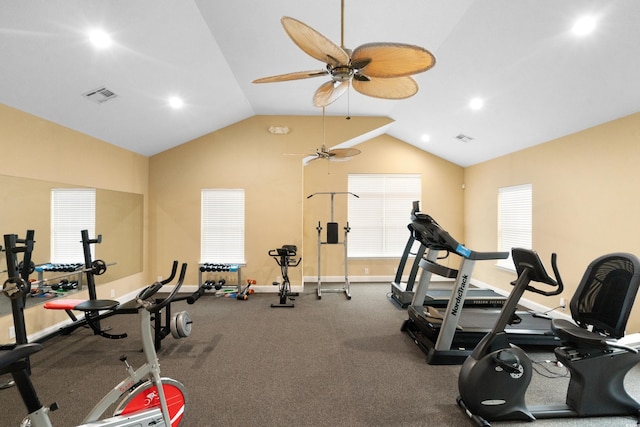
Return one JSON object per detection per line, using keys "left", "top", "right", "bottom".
{"left": 401, "top": 202, "right": 560, "bottom": 365}
{"left": 391, "top": 208, "right": 505, "bottom": 309}
{"left": 458, "top": 248, "right": 640, "bottom": 426}
{"left": 308, "top": 191, "right": 358, "bottom": 300}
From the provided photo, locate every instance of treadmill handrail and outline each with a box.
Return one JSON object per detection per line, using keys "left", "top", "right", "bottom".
{"left": 466, "top": 249, "right": 509, "bottom": 261}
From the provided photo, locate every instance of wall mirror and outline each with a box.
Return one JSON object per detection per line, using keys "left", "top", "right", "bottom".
{"left": 0, "top": 174, "right": 143, "bottom": 316}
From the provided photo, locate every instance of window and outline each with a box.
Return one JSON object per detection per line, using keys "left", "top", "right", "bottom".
{"left": 497, "top": 184, "right": 532, "bottom": 270}
{"left": 201, "top": 189, "right": 245, "bottom": 264}
{"left": 347, "top": 174, "right": 421, "bottom": 258}
{"left": 51, "top": 188, "right": 96, "bottom": 263}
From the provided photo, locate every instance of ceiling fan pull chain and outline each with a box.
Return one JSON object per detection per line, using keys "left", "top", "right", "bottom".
{"left": 346, "top": 83, "right": 351, "bottom": 120}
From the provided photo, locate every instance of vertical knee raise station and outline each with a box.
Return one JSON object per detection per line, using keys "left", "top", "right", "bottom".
{"left": 308, "top": 191, "right": 358, "bottom": 300}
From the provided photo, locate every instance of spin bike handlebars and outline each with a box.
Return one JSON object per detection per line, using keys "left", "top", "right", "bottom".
{"left": 511, "top": 248, "right": 564, "bottom": 296}
{"left": 269, "top": 246, "right": 301, "bottom": 267}
{"left": 137, "top": 261, "right": 188, "bottom": 313}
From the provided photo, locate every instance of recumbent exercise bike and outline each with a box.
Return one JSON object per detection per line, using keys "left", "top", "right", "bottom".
{"left": 458, "top": 248, "right": 640, "bottom": 425}
{"left": 0, "top": 264, "right": 190, "bottom": 426}
{"left": 269, "top": 245, "right": 301, "bottom": 308}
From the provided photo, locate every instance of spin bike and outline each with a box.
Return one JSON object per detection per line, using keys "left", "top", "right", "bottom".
{"left": 458, "top": 248, "right": 640, "bottom": 426}
{"left": 0, "top": 264, "right": 189, "bottom": 426}
{"left": 269, "top": 245, "right": 300, "bottom": 308}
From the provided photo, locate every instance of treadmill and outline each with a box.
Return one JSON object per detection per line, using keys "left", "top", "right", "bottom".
{"left": 391, "top": 213, "right": 505, "bottom": 309}
{"left": 400, "top": 202, "right": 560, "bottom": 365}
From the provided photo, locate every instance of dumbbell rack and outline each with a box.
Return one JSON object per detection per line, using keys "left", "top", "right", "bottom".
{"left": 34, "top": 263, "right": 85, "bottom": 294}
{"left": 198, "top": 263, "right": 243, "bottom": 294}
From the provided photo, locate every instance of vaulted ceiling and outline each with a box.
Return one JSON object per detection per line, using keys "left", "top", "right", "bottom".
{"left": 1, "top": 1, "right": 638, "bottom": 167}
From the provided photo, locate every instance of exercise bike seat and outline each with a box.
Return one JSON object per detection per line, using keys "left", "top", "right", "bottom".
{"left": 0, "top": 343, "right": 42, "bottom": 372}
{"left": 552, "top": 318, "right": 612, "bottom": 348}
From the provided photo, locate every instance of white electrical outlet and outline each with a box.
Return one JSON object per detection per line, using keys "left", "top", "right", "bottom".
{"left": 364, "top": 267, "right": 369, "bottom": 274}
{"left": 560, "top": 297, "right": 566, "bottom": 309}
{"left": 110, "top": 289, "right": 116, "bottom": 298}
{"left": 9, "top": 326, "right": 15, "bottom": 339}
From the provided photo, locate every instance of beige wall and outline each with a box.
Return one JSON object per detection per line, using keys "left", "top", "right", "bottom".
{"left": 464, "top": 112, "right": 640, "bottom": 331}
{"left": 5, "top": 98, "right": 638, "bottom": 338}
{"left": 303, "top": 133, "right": 465, "bottom": 280}
{"left": 0, "top": 104, "right": 149, "bottom": 341}
{"left": 147, "top": 114, "right": 394, "bottom": 288}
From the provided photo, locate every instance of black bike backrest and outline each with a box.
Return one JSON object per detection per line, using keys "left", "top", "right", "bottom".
{"left": 570, "top": 252, "right": 640, "bottom": 338}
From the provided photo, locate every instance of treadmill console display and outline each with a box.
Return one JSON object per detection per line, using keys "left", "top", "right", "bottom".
{"left": 411, "top": 201, "right": 464, "bottom": 256}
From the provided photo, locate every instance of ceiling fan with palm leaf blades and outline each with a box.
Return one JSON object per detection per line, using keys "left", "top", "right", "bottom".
{"left": 252, "top": 0, "right": 436, "bottom": 107}
{"left": 305, "top": 107, "right": 361, "bottom": 162}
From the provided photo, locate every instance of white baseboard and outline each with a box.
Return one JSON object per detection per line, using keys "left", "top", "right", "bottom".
{"left": 178, "top": 283, "right": 304, "bottom": 294}
{"left": 303, "top": 275, "right": 393, "bottom": 283}
{"left": 472, "top": 279, "right": 572, "bottom": 321}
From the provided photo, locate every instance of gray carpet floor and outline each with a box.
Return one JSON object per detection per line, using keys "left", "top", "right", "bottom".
{"left": 1, "top": 283, "right": 639, "bottom": 426}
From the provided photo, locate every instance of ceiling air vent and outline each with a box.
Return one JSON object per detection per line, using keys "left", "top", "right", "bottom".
{"left": 268, "top": 126, "right": 290, "bottom": 135}
{"left": 455, "top": 134, "right": 474, "bottom": 143}
{"left": 82, "top": 86, "right": 118, "bottom": 104}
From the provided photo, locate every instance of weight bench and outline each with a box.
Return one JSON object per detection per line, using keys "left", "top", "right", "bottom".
{"left": 43, "top": 297, "right": 131, "bottom": 339}
{"left": 42, "top": 261, "right": 182, "bottom": 343}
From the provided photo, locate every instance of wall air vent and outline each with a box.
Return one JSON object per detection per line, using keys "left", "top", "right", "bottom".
{"left": 455, "top": 134, "right": 474, "bottom": 143}
{"left": 82, "top": 86, "right": 118, "bottom": 104}
{"left": 268, "top": 126, "right": 290, "bottom": 135}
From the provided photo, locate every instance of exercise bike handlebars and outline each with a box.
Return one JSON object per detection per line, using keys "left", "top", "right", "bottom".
{"left": 511, "top": 248, "right": 564, "bottom": 297}
{"left": 268, "top": 246, "right": 301, "bottom": 267}
{"left": 137, "top": 261, "right": 188, "bottom": 313}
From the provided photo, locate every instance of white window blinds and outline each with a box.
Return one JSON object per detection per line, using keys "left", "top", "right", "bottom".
{"left": 201, "top": 189, "right": 245, "bottom": 264}
{"left": 497, "top": 184, "right": 532, "bottom": 270}
{"left": 51, "top": 188, "right": 96, "bottom": 263}
{"left": 348, "top": 174, "right": 421, "bottom": 258}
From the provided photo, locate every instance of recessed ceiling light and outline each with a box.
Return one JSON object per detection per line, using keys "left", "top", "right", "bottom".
{"left": 169, "top": 97, "right": 184, "bottom": 109}
{"left": 88, "top": 29, "right": 112, "bottom": 49}
{"left": 469, "top": 98, "right": 484, "bottom": 110}
{"left": 420, "top": 134, "right": 431, "bottom": 142}
{"left": 572, "top": 16, "right": 597, "bottom": 36}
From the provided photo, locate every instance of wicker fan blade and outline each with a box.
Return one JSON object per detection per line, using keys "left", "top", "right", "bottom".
{"left": 281, "top": 16, "right": 350, "bottom": 66}
{"left": 329, "top": 147, "right": 361, "bottom": 158}
{"left": 352, "top": 75, "right": 418, "bottom": 100}
{"left": 351, "top": 43, "right": 436, "bottom": 78}
{"left": 253, "top": 70, "right": 328, "bottom": 84}
{"left": 313, "top": 80, "right": 349, "bottom": 107}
